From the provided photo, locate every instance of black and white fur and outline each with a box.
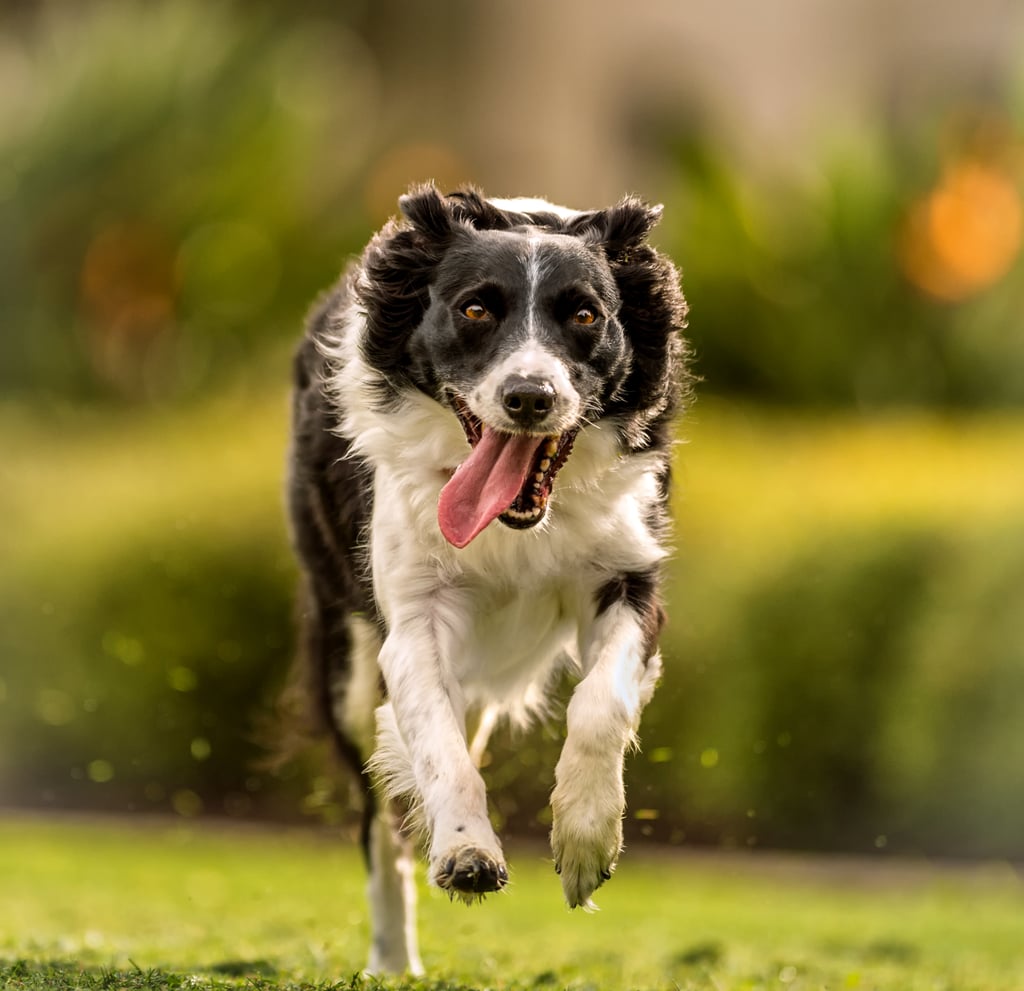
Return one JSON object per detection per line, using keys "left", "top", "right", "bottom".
{"left": 286, "top": 184, "right": 690, "bottom": 974}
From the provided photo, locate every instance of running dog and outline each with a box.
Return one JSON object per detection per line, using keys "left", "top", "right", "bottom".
{"left": 286, "top": 184, "right": 690, "bottom": 973}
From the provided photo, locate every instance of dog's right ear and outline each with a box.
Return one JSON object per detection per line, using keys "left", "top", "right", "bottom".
{"left": 398, "top": 184, "right": 457, "bottom": 241}
{"left": 358, "top": 185, "right": 459, "bottom": 384}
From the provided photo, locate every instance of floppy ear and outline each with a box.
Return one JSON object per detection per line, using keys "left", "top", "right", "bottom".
{"left": 357, "top": 185, "right": 457, "bottom": 383}
{"left": 570, "top": 196, "right": 663, "bottom": 260}
{"left": 585, "top": 198, "right": 690, "bottom": 451}
{"left": 602, "top": 197, "right": 664, "bottom": 255}
{"left": 398, "top": 183, "right": 458, "bottom": 241}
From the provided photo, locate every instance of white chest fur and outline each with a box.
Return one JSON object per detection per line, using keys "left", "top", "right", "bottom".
{"left": 366, "top": 410, "right": 668, "bottom": 720}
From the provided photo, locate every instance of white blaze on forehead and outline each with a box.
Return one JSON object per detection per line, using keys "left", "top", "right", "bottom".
{"left": 488, "top": 196, "right": 587, "bottom": 221}
{"left": 521, "top": 232, "right": 575, "bottom": 340}
{"left": 465, "top": 218, "right": 589, "bottom": 433}
{"left": 525, "top": 235, "right": 542, "bottom": 340}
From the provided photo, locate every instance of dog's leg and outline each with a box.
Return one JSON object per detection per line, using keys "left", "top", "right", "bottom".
{"left": 295, "top": 594, "right": 421, "bottom": 971}
{"left": 550, "top": 592, "right": 663, "bottom": 908}
{"left": 468, "top": 704, "right": 498, "bottom": 769}
{"left": 373, "top": 598, "right": 508, "bottom": 903}
{"left": 325, "top": 617, "right": 421, "bottom": 976}
{"left": 365, "top": 801, "right": 423, "bottom": 976}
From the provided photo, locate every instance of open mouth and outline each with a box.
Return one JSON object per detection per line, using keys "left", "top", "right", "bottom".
{"left": 438, "top": 393, "right": 578, "bottom": 547}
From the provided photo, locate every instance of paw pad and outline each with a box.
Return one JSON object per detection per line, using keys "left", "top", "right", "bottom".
{"left": 435, "top": 848, "right": 508, "bottom": 903}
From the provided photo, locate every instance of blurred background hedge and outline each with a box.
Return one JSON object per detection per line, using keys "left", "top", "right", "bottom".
{"left": 2, "top": 0, "right": 1023, "bottom": 859}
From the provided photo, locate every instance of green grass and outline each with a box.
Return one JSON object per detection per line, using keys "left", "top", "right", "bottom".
{"left": 1, "top": 817, "right": 1022, "bottom": 990}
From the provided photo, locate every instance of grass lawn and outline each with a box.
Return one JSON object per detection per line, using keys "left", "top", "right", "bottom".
{"left": 1, "top": 816, "right": 1022, "bottom": 990}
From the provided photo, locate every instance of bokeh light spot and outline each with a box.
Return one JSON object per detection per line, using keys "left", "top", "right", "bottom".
{"left": 700, "top": 747, "right": 720, "bottom": 769}
{"left": 35, "top": 689, "right": 76, "bottom": 726}
{"left": 87, "top": 759, "right": 115, "bottom": 783}
{"left": 168, "top": 666, "right": 197, "bottom": 692}
{"left": 172, "top": 789, "right": 203, "bottom": 817}
{"left": 900, "top": 159, "right": 1022, "bottom": 302}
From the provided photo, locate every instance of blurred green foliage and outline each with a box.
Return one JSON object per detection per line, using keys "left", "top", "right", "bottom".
{"left": 2, "top": 1, "right": 1024, "bottom": 860}
{"left": 0, "top": 397, "right": 306, "bottom": 820}
{"left": 486, "top": 522, "right": 1024, "bottom": 859}
{"left": 656, "top": 109, "right": 1024, "bottom": 406}
{"left": 644, "top": 524, "right": 1024, "bottom": 857}
{"left": 0, "top": 531, "right": 297, "bottom": 818}
{"left": 4, "top": 2, "right": 1023, "bottom": 408}
{"left": 0, "top": 1, "right": 375, "bottom": 402}
{"left": 4, "top": 396, "right": 1024, "bottom": 858}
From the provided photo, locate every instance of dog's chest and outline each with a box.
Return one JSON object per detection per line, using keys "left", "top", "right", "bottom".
{"left": 453, "top": 579, "right": 581, "bottom": 702}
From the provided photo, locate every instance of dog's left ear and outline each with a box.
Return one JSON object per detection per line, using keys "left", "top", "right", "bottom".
{"left": 573, "top": 197, "right": 664, "bottom": 260}
{"left": 602, "top": 197, "right": 664, "bottom": 257}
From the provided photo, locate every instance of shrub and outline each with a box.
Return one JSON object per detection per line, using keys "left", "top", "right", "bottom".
{"left": 0, "top": 2, "right": 376, "bottom": 402}
{"left": 3, "top": 403, "right": 1024, "bottom": 857}
{"left": 635, "top": 523, "right": 1024, "bottom": 857}
{"left": 0, "top": 524, "right": 303, "bottom": 819}
{"left": 653, "top": 110, "right": 1024, "bottom": 408}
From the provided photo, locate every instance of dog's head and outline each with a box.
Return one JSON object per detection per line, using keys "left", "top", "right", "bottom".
{"left": 357, "top": 184, "right": 689, "bottom": 548}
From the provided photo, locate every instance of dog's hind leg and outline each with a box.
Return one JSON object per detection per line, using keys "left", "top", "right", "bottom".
{"left": 337, "top": 616, "right": 424, "bottom": 976}
{"left": 365, "top": 800, "right": 423, "bottom": 975}
{"left": 468, "top": 704, "right": 499, "bottom": 769}
{"left": 340, "top": 619, "right": 424, "bottom": 976}
{"left": 301, "top": 598, "right": 423, "bottom": 975}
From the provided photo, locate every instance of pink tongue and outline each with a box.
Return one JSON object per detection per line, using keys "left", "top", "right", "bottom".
{"left": 438, "top": 428, "right": 542, "bottom": 548}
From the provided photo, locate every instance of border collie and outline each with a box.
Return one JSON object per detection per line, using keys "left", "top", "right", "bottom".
{"left": 286, "top": 184, "right": 690, "bottom": 974}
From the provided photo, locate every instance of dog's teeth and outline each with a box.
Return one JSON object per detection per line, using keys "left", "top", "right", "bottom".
{"left": 544, "top": 439, "right": 558, "bottom": 457}
{"left": 538, "top": 459, "right": 551, "bottom": 472}
{"left": 504, "top": 505, "right": 543, "bottom": 521}
{"left": 534, "top": 472, "right": 545, "bottom": 482}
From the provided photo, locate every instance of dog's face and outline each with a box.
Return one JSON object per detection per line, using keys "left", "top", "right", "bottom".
{"left": 412, "top": 228, "right": 627, "bottom": 436}
{"left": 410, "top": 227, "right": 633, "bottom": 545}
{"left": 358, "top": 186, "right": 688, "bottom": 548}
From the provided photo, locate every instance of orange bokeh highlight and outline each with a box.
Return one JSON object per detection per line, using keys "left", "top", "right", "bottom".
{"left": 900, "top": 159, "right": 1023, "bottom": 302}
{"left": 79, "top": 221, "right": 178, "bottom": 396}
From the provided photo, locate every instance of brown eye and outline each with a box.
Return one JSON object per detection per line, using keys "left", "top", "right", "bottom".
{"left": 573, "top": 307, "right": 596, "bottom": 325}
{"left": 461, "top": 302, "right": 489, "bottom": 321}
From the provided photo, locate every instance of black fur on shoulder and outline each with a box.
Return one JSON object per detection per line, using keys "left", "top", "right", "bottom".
{"left": 595, "top": 566, "right": 667, "bottom": 660}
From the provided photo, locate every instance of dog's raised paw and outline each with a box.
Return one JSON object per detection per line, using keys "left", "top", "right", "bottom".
{"left": 553, "top": 853, "right": 616, "bottom": 909}
{"left": 550, "top": 814, "right": 622, "bottom": 909}
{"left": 433, "top": 847, "right": 508, "bottom": 903}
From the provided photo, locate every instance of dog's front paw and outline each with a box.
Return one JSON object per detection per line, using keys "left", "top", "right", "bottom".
{"left": 550, "top": 805, "right": 623, "bottom": 909}
{"left": 431, "top": 846, "right": 508, "bottom": 904}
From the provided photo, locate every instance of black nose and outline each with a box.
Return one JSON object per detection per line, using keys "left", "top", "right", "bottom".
{"left": 500, "top": 375, "right": 556, "bottom": 425}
